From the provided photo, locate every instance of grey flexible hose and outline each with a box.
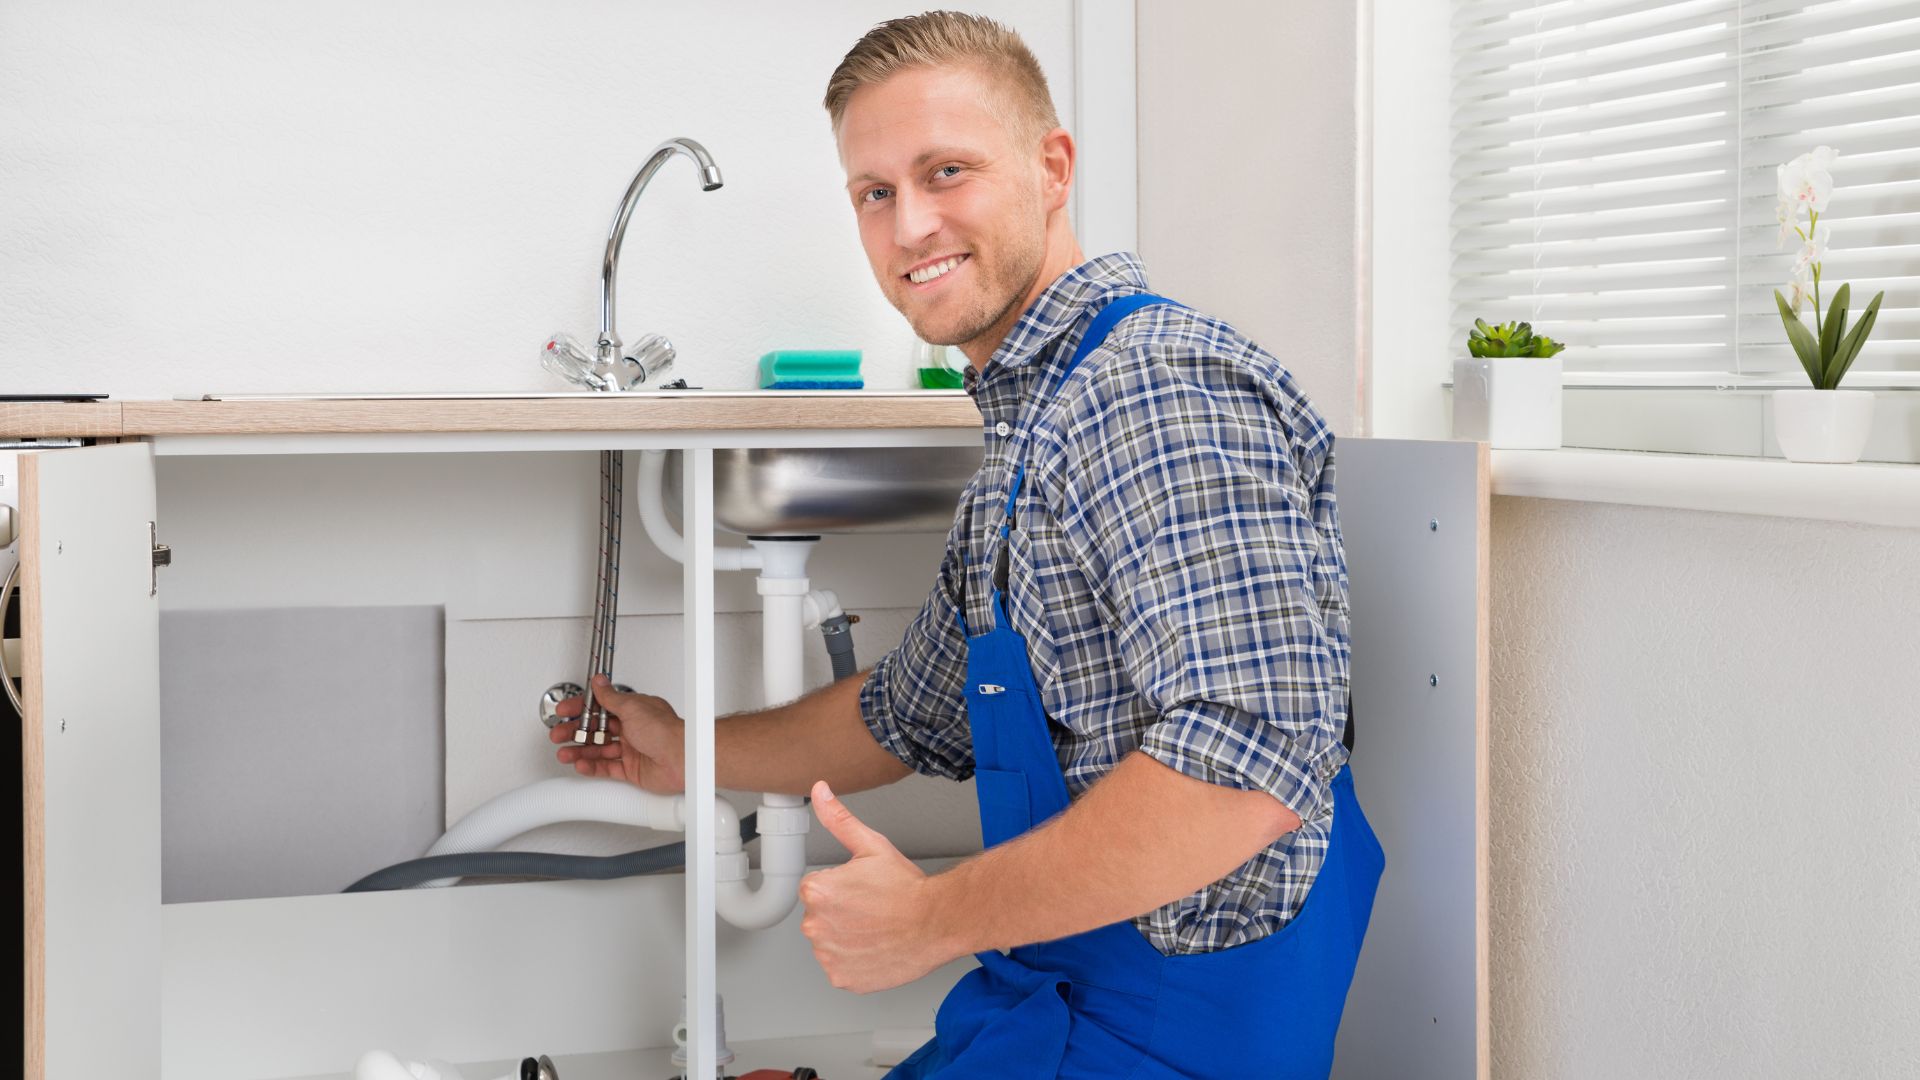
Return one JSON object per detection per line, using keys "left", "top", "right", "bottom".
{"left": 344, "top": 812, "right": 758, "bottom": 893}
{"left": 820, "top": 613, "right": 858, "bottom": 681}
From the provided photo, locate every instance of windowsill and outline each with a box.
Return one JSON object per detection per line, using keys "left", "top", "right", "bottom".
{"left": 1559, "top": 371, "right": 1920, "bottom": 391}
{"left": 1490, "top": 448, "right": 1920, "bottom": 529}
{"left": 1433, "top": 376, "right": 1920, "bottom": 466}
{"left": 1443, "top": 371, "right": 1920, "bottom": 393}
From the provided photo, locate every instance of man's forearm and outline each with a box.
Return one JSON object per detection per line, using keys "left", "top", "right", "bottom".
{"left": 923, "top": 751, "right": 1302, "bottom": 956}
{"left": 713, "top": 670, "right": 912, "bottom": 797}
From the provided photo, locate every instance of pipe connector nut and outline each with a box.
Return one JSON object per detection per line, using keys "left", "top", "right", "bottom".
{"left": 755, "top": 576, "right": 811, "bottom": 597}
{"left": 756, "top": 804, "right": 814, "bottom": 836}
{"left": 715, "top": 849, "right": 750, "bottom": 883}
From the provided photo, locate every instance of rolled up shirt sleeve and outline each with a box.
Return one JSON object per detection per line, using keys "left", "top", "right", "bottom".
{"left": 1039, "top": 340, "right": 1348, "bottom": 824}
{"left": 857, "top": 520, "right": 976, "bottom": 781}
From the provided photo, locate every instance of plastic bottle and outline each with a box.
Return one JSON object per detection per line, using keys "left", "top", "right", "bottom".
{"left": 915, "top": 340, "right": 965, "bottom": 389}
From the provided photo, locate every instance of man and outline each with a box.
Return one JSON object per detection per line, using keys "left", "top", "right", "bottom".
{"left": 552, "top": 12, "right": 1381, "bottom": 1078}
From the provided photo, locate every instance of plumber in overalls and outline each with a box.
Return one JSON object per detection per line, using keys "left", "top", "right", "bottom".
{"left": 553, "top": 11, "right": 1382, "bottom": 1077}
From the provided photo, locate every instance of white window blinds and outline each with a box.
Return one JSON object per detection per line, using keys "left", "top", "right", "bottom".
{"left": 1450, "top": 0, "right": 1920, "bottom": 375}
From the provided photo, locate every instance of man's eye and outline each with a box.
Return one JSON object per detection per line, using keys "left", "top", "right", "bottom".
{"left": 935, "top": 165, "right": 962, "bottom": 179}
{"left": 863, "top": 187, "right": 892, "bottom": 204}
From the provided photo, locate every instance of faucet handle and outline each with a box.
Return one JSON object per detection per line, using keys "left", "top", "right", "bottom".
{"left": 541, "top": 331, "right": 611, "bottom": 391}
{"left": 616, "top": 332, "right": 675, "bottom": 390}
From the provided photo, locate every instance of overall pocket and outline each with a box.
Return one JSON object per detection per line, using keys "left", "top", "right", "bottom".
{"left": 971, "top": 767, "right": 1031, "bottom": 849}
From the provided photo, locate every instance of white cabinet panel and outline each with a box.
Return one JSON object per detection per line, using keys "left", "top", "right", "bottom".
{"left": 23, "top": 442, "right": 163, "bottom": 1078}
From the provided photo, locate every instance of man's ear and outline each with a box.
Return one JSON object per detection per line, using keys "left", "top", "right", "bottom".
{"left": 1037, "top": 126, "right": 1076, "bottom": 213}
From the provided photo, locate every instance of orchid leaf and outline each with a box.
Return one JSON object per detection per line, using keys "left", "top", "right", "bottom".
{"left": 1819, "top": 282, "right": 1850, "bottom": 382}
{"left": 1827, "top": 291, "right": 1883, "bottom": 389}
{"left": 1775, "top": 289, "right": 1822, "bottom": 387}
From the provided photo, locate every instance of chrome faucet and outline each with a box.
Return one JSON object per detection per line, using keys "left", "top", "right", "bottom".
{"left": 541, "top": 137, "right": 724, "bottom": 391}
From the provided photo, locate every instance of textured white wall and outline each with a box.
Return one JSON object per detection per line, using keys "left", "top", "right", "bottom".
{"left": 1137, "top": 0, "right": 1361, "bottom": 434}
{"left": 1490, "top": 497, "right": 1920, "bottom": 1078}
{"left": 0, "top": 0, "right": 1074, "bottom": 396}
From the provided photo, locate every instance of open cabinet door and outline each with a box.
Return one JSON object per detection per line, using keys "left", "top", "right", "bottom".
{"left": 1332, "top": 438, "right": 1491, "bottom": 1080}
{"left": 21, "top": 442, "right": 162, "bottom": 1078}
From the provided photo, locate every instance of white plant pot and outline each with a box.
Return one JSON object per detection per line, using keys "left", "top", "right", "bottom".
{"left": 1772, "top": 388, "right": 1874, "bottom": 464}
{"left": 1452, "top": 356, "right": 1562, "bottom": 449}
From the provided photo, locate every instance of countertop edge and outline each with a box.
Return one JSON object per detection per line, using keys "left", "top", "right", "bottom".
{"left": 5, "top": 395, "right": 984, "bottom": 437}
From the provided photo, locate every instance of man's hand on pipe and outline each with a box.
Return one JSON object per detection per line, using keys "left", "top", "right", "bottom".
{"left": 549, "top": 675, "right": 687, "bottom": 794}
{"left": 799, "top": 781, "right": 956, "bottom": 994}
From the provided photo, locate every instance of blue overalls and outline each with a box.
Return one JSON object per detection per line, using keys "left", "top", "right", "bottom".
{"left": 889, "top": 294, "right": 1385, "bottom": 1079}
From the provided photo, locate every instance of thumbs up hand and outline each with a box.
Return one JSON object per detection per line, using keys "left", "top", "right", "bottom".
{"left": 798, "top": 781, "right": 955, "bottom": 994}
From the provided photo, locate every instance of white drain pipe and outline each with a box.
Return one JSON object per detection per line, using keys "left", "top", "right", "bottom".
{"left": 723, "top": 538, "right": 821, "bottom": 929}
{"left": 635, "top": 450, "right": 817, "bottom": 930}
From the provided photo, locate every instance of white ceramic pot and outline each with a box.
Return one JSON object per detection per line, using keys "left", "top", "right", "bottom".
{"left": 1452, "top": 356, "right": 1562, "bottom": 449}
{"left": 1772, "top": 388, "right": 1875, "bottom": 464}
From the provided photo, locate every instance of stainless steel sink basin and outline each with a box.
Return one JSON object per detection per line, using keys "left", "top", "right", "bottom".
{"left": 664, "top": 446, "right": 983, "bottom": 535}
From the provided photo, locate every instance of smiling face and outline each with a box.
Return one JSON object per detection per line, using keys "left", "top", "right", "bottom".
{"left": 837, "top": 64, "right": 1071, "bottom": 364}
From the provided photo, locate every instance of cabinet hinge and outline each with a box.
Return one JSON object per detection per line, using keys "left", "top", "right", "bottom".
{"left": 150, "top": 521, "right": 171, "bottom": 597}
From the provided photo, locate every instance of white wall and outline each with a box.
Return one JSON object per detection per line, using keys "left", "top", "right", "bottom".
{"left": 1490, "top": 498, "right": 1920, "bottom": 1077}
{"left": 0, "top": 0, "right": 1075, "bottom": 396}
{"left": 1137, "top": 0, "right": 1363, "bottom": 435}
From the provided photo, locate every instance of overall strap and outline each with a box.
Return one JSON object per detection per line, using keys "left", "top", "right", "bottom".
{"left": 984, "top": 292, "right": 1179, "bottom": 623}
{"left": 1050, "top": 292, "right": 1177, "bottom": 398}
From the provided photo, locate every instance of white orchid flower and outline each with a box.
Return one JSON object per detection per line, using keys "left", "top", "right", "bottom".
{"left": 1776, "top": 199, "right": 1796, "bottom": 249}
{"left": 1778, "top": 146, "right": 1838, "bottom": 214}
{"left": 1791, "top": 222, "right": 1831, "bottom": 280}
{"left": 1786, "top": 275, "right": 1814, "bottom": 314}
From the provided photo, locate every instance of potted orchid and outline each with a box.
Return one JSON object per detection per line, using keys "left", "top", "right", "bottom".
{"left": 1772, "top": 146, "right": 1884, "bottom": 463}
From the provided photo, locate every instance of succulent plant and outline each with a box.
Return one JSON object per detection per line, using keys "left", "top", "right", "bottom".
{"left": 1467, "top": 318, "right": 1566, "bottom": 359}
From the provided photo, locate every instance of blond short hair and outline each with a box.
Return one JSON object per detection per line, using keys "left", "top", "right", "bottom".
{"left": 824, "top": 11, "right": 1061, "bottom": 144}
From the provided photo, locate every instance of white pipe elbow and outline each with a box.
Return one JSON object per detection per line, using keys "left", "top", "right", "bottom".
{"left": 637, "top": 450, "right": 761, "bottom": 571}
{"left": 676, "top": 794, "right": 743, "bottom": 856}
{"left": 713, "top": 798, "right": 811, "bottom": 928}
{"left": 716, "top": 872, "right": 805, "bottom": 930}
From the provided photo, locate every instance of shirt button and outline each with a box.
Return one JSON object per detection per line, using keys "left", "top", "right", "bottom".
{"left": 994, "top": 421, "right": 1012, "bottom": 437}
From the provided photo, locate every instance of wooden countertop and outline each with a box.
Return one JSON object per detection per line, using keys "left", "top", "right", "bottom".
{"left": 1, "top": 391, "right": 983, "bottom": 438}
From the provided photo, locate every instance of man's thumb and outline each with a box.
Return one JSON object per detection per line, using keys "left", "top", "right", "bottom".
{"left": 811, "top": 781, "right": 892, "bottom": 858}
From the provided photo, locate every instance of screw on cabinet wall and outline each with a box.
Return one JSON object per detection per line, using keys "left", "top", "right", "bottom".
{"left": 1429, "top": 674, "right": 1439, "bottom": 687}
{"left": 1429, "top": 518, "right": 1439, "bottom": 531}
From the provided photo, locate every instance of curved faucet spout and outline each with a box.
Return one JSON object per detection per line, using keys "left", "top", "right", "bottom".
{"left": 598, "top": 137, "right": 723, "bottom": 373}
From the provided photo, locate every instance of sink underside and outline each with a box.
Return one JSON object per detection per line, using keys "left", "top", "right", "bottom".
{"left": 665, "top": 446, "right": 983, "bottom": 535}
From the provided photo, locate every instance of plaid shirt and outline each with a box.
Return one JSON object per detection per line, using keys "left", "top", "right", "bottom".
{"left": 859, "top": 252, "right": 1351, "bottom": 956}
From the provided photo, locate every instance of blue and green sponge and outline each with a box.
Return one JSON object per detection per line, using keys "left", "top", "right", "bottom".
{"left": 758, "top": 350, "right": 864, "bottom": 390}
